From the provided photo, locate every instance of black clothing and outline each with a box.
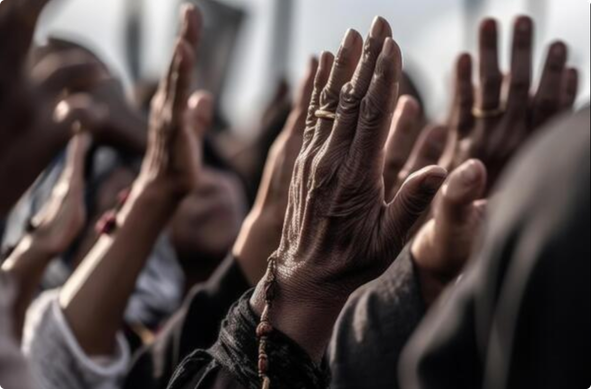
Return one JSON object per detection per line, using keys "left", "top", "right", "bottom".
{"left": 400, "top": 108, "right": 591, "bottom": 389}
{"left": 125, "top": 256, "right": 251, "bottom": 389}
{"left": 329, "top": 246, "right": 425, "bottom": 389}
{"left": 167, "top": 292, "right": 330, "bottom": 389}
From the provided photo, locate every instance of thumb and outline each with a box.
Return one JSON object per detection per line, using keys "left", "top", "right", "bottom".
{"left": 386, "top": 165, "right": 447, "bottom": 247}
{"left": 187, "top": 91, "right": 214, "bottom": 138}
{"left": 439, "top": 159, "right": 487, "bottom": 223}
{"left": 63, "top": 132, "right": 92, "bottom": 186}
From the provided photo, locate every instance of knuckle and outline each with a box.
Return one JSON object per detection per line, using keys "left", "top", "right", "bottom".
{"left": 338, "top": 83, "right": 361, "bottom": 113}
{"left": 481, "top": 74, "right": 503, "bottom": 91}
{"left": 320, "top": 86, "right": 341, "bottom": 110}
{"left": 359, "top": 95, "right": 386, "bottom": 128}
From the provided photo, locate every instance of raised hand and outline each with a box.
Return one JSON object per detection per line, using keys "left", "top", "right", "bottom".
{"left": 441, "top": 16, "right": 578, "bottom": 188}
{"left": 33, "top": 39, "right": 149, "bottom": 154}
{"left": 412, "top": 159, "right": 488, "bottom": 305}
{"left": 251, "top": 18, "right": 447, "bottom": 361}
{"left": 28, "top": 134, "right": 90, "bottom": 255}
{"left": 58, "top": 4, "right": 205, "bottom": 357}
{"left": 0, "top": 0, "right": 106, "bottom": 216}
{"left": 135, "top": 7, "right": 202, "bottom": 199}
{"left": 383, "top": 96, "right": 447, "bottom": 201}
{"left": 233, "top": 57, "right": 319, "bottom": 285}
{"left": 1, "top": 133, "right": 90, "bottom": 340}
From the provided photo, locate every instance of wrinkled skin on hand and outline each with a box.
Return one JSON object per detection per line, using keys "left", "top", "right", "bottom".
{"left": 232, "top": 58, "right": 318, "bottom": 285}
{"left": 252, "top": 19, "right": 448, "bottom": 353}
{"left": 441, "top": 16, "right": 579, "bottom": 189}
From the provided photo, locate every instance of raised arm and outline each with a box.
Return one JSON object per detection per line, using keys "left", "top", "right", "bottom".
{"left": 57, "top": 5, "right": 205, "bottom": 356}
{"left": 1, "top": 133, "right": 89, "bottom": 341}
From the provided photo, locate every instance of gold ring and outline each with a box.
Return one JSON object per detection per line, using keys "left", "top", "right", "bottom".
{"left": 472, "top": 106, "right": 504, "bottom": 119}
{"left": 315, "top": 109, "right": 337, "bottom": 121}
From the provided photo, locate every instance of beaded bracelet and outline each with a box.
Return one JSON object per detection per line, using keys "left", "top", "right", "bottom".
{"left": 256, "top": 255, "right": 278, "bottom": 389}
{"left": 94, "top": 188, "right": 131, "bottom": 236}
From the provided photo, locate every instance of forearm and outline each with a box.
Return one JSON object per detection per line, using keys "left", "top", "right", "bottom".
{"left": 1, "top": 235, "right": 54, "bottom": 340}
{"left": 107, "top": 111, "right": 148, "bottom": 156}
{"left": 59, "top": 183, "right": 179, "bottom": 356}
{"left": 233, "top": 210, "right": 282, "bottom": 286}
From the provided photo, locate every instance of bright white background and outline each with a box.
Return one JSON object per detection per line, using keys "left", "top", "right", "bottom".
{"left": 37, "top": 0, "right": 590, "bottom": 135}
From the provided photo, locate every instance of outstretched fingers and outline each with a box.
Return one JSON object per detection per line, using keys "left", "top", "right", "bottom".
{"left": 286, "top": 57, "right": 319, "bottom": 137}
{"left": 506, "top": 16, "right": 533, "bottom": 119}
{"left": 307, "top": 29, "right": 363, "bottom": 151}
{"left": 477, "top": 19, "right": 502, "bottom": 116}
{"left": 303, "top": 52, "right": 334, "bottom": 147}
{"left": 532, "top": 41, "right": 568, "bottom": 128}
{"left": 328, "top": 17, "right": 393, "bottom": 151}
{"left": 383, "top": 96, "right": 422, "bottom": 195}
{"left": 347, "top": 37, "right": 403, "bottom": 176}
{"left": 560, "top": 67, "right": 579, "bottom": 111}
{"left": 451, "top": 53, "right": 475, "bottom": 139}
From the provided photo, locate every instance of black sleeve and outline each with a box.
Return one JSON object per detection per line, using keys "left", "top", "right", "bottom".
{"left": 399, "top": 108, "right": 591, "bottom": 389}
{"left": 167, "top": 291, "right": 331, "bottom": 389}
{"left": 328, "top": 245, "right": 426, "bottom": 389}
{"left": 125, "top": 255, "right": 251, "bottom": 389}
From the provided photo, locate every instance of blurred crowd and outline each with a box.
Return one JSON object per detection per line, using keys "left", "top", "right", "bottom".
{"left": 0, "top": 1, "right": 588, "bottom": 389}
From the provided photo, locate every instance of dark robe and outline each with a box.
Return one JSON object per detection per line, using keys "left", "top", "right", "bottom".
{"left": 124, "top": 255, "right": 251, "bottom": 389}
{"left": 400, "top": 107, "right": 590, "bottom": 389}
{"left": 164, "top": 108, "right": 590, "bottom": 389}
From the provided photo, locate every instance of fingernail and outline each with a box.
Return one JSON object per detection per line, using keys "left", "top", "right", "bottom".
{"left": 341, "top": 29, "right": 356, "bottom": 49}
{"left": 517, "top": 17, "right": 531, "bottom": 32}
{"left": 319, "top": 51, "right": 332, "bottom": 71}
{"left": 551, "top": 42, "right": 566, "bottom": 57}
{"left": 370, "top": 16, "right": 385, "bottom": 38}
{"left": 459, "top": 160, "right": 480, "bottom": 184}
{"left": 382, "top": 38, "right": 395, "bottom": 57}
{"left": 421, "top": 168, "right": 448, "bottom": 192}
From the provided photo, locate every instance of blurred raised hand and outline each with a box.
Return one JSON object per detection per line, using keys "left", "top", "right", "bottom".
{"left": 33, "top": 38, "right": 149, "bottom": 154}
{"left": 233, "top": 57, "right": 318, "bottom": 285}
{"left": 412, "top": 159, "right": 488, "bottom": 305}
{"left": 58, "top": 4, "right": 205, "bottom": 357}
{"left": 1, "top": 133, "right": 90, "bottom": 340}
{"left": 0, "top": 0, "right": 107, "bottom": 216}
{"left": 383, "top": 96, "right": 448, "bottom": 201}
{"left": 441, "top": 16, "right": 578, "bottom": 188}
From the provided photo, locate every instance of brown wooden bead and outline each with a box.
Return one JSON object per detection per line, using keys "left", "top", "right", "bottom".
{"left": 257, "top": 322, "right": 274, "bottom": 337}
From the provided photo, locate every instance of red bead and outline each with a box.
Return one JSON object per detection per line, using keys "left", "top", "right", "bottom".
{"left": 258, "top": 355, "right": 269, "bottom": 373}
{"left": 95, "top": 211, "right": 118, "bottom": 235}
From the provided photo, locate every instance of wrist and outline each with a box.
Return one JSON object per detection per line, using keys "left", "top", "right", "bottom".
{"left": 117, "top": 179, "right": 182, "bottom": 223}
{"left": 249, "top": 256, "right": 349, "bottom": 363}
{"left": 234, "top": 211, "right": 283, "bottom": 286}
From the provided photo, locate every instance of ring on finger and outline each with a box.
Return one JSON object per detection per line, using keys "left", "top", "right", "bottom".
{"left": 472, "top": 106, "right": 504, "bottom": 119}
{"left": 315, "top": 109, "right": 337, "bottom": 121}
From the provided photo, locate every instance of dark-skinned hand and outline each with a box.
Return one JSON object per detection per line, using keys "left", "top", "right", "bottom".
{"left": 251, "top": 18, "right": 448, "bottom": 361}
{"left": 233, "top": 57, "right": 318, "bottom": 285}
{"left": 441, "top": 16, "right": 578, "bottom": 189}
